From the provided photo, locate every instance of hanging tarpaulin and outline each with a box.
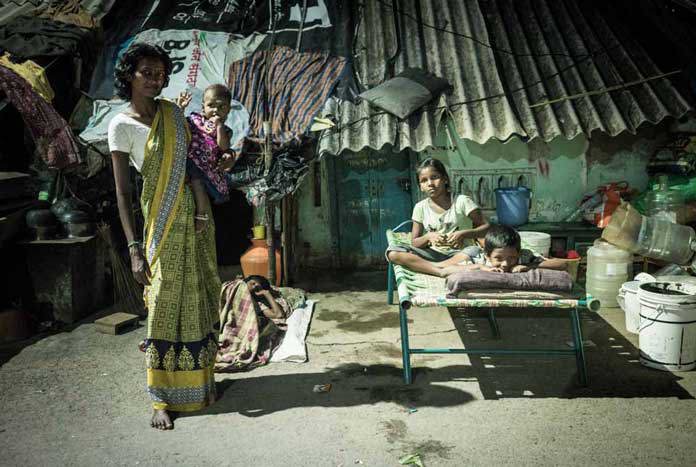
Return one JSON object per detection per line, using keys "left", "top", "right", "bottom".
{"left": 140, "top": 1, "right": 353, "bottom": 57}
{"left": 263, "top": 0, "right": 354, "bottom": 57}
{"left": 141, "top": 0, "right": 268, "bottom": 35}
{"left": 132, "top": 29, "right": 231, "bottom": 105}
{"left": 81, "top": 31, "right": 252, "bottom": 151}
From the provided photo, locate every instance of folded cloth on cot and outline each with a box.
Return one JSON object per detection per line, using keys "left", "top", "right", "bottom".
{"left": 446, "top": 269, "right": 573, "bottom": 297}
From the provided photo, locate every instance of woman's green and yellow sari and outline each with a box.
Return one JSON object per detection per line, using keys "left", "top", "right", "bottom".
{"left": 139, "top": 100, "right": 221, "bottom": 412}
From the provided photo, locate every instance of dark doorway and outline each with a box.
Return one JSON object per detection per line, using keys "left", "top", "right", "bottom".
{"left": 211, "top": 188, "right": 253, "bottom": 265}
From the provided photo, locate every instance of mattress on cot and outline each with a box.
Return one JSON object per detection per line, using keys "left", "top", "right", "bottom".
{"left": 388, "top": 230, "right": 584, "bottom": 309}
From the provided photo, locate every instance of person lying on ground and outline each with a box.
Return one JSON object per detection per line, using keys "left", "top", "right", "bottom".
{"left": 386, "top": 157, "right": 490, "bottom": 277}
{"left": 215, "top": 275, "right": 293, "bottom": 372}
{"left": 440, "top": 224, "right": 567, "bottom": 276}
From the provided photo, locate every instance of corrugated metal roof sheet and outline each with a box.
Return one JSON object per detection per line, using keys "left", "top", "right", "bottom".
{"left": 319, "top": 0, "right": 692, "bottom": 155}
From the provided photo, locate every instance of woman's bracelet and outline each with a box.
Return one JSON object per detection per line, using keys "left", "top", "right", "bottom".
{"left": 127, "top": 240, "right": 142, "bottom": 249}
{"left": 195, "top": 214, "right": 209, "bottom": 221}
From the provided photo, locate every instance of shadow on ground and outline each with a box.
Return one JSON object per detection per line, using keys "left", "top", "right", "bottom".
{"left": 445, "top": 308, "right": 693, "bottom": 400}
{"left": 0, "top": 305, "right": 144, "bottom": 367}
{"left": 186, "top": 363, "right": 475, "bottom": 418}
{"left": 294, "top": 269, "right": 387, "bottom": 293}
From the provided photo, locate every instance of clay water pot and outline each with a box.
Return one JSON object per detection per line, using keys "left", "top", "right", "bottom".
{"left": 240, "top": 238, "right": 281, "bottom": 286}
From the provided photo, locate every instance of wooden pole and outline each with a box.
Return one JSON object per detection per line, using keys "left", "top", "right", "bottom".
{"left": 266, "top": 200, "right": 276, "bottom": 285}
{"left": 262, "top": 120, "right": 276, "bottom": 284}
{"left": 281, "top": 196, "right": 289, "bottom": 286}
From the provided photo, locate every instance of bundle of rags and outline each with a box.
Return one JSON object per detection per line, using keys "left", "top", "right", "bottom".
{"left": 215, "top": 279, "right": 305, "bottom": 372}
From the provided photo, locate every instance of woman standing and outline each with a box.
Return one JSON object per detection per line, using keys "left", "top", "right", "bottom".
{"left": 107, "top": 43, "right": 221, "bottom": 430}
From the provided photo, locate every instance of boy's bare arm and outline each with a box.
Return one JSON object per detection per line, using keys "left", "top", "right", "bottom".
{"left": 535, "top": 258, "right": 568, "bottom": 271}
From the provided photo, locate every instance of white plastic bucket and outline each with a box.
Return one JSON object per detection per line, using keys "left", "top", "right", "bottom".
{"left": 617, "top": 281, "right": 640, "bottom": 334}
{"left": 519, "top": 231, "right": 551, "bottom": 257}
{"left": 638, "top": 282, "right": 696, "bottom": 371}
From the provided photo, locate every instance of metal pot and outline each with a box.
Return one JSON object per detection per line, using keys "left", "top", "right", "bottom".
{"left": 25, "top": 209, "right": 57, "bottom": 228}
{"left": 57, "top": 209, "right": 91, "bottom": 225}
{"left": 64, "top": 222, "right": 95, "bottom": 238}
{"left": 51, "top": 198, "right": 93, "bottom": 220}
{"left": 32, "top": 224, "right": 58, "bottom": 241}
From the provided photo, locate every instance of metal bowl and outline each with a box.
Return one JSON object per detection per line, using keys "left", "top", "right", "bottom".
{"left": 25, "top": 209, "right": 58, "bottom": 228}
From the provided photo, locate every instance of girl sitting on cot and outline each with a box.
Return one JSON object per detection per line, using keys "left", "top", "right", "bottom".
{"left": 177, "top": 84, "right": 239, "bottom": 204}
{"left": 386, "top": 158, "right": 490, "bottom": 277}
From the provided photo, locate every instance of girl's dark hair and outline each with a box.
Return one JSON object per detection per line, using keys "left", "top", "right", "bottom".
{"left": 243, "top": 275, "right": 271, "bottom": 291}
{"left": 205, "top": 83, "right": 232, "bottom": 102}
{"left": 484, "top": 225, "right": 521, "bottom": 255}
{"left": 114, "top": 43, "right": 173, "bottom": 100}
{"left": 416, "top": 158, "right": 450, "bottom": 188}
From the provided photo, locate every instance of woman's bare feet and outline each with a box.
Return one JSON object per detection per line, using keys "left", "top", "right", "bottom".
{"left": 151, "top": 409, "right": 173, "bottom": 430}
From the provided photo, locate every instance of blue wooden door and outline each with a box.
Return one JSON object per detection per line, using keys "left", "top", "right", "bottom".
{"left": 335, "top": 150, "right": 412, "bottom": 268}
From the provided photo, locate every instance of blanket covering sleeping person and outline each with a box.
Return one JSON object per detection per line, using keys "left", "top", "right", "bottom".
{"left": 215, "top": 278, "right": 306, "bottom": 372}
{"left": 446, "top": 268, "right": 574, "bottom": 297}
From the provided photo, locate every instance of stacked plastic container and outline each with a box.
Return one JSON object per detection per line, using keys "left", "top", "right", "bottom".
{"left": 586, "top": 239, "right": 633, "bottom": 308}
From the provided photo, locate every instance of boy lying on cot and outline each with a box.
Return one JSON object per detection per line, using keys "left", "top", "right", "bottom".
{"left": 440, "top": 224, "right": 567, "bottom": 276}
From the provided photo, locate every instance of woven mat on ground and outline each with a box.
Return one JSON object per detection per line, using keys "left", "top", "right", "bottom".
{"left": 387, "top": 229, "right": 584, "bottom": 309}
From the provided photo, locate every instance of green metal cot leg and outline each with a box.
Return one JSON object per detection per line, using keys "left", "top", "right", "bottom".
{"left": 387, "top": 263, "right": 395, "bottom": 305}
{"left": 399, "top": 304, "right": 412, "bottom": 384}
{"left": 570, "top": 307, "right": 588, "bottom": 386}
{"left": 487, "top": 308, "right": 501, "bottom": 339}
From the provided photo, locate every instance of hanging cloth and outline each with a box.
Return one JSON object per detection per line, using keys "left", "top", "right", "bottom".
{"left": 0, "top": 65, "right": 80, "bottom": 169}
{"left": 36, "top": 0, "right": 99, "bottom": 29}
{"left": 228, "top": 45, "right": 347, "bottom": 143}
{"left": 0, "top": 52, "right": 55, "bottom": 102}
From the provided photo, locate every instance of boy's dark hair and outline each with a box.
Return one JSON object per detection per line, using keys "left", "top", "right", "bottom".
{"left": 484, "top": 225, "right": 521, "bottom": 255}
{"left": 204, "top": 83, "right": 232, "bottom": 102}
{"left": 243, "top": 274, "right": 271, "bottom": 291}
{"left": 114, "top": 42, "right": 173, "bottom": 100}
{"left": 416, "top": 158, "right": 450, "bottom": 187}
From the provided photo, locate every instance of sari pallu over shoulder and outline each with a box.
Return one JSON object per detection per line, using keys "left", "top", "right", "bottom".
{"left": 140, "top": 99, "right": 191, "bottom": 266}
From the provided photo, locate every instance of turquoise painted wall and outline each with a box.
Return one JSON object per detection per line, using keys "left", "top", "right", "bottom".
{"left": 295, "top": 124, "right": 667, "bottom": 268}
{"left": 423, "top": 124, "right": 663, "bottom": 222}
{"left": 294, "top": 160, "right": 335, "bottom": 268}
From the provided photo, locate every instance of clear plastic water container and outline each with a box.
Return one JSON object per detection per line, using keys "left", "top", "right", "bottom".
{"left": 645, "top": 175, "right": 686, "bottom": 224}
{"left": 586, "top": 239, "right": 633, "bottom": 308}
{"left": 602, "top": 202, "right": 696, "bottom": 265}
{"left": 636, "top": 216, "right": 695, "bottom": 265}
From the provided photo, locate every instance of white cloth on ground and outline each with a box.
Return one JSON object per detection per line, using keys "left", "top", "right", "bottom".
{"left": 270, "top": 300, "right": 315, "bottom": 363}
